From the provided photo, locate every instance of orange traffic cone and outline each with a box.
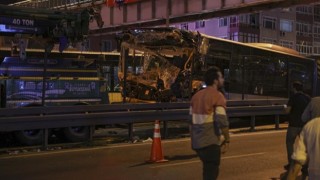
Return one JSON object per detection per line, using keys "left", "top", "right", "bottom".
{"left": 147, "top": 120, "right": 168, "bottom": 163}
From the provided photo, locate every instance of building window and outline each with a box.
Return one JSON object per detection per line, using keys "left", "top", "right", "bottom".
{"left": 296, "top": 22, "right": 312, "bottom": 37}
{"left": 296, "top": 6, "right": 313, "bottom": 15}
{"left": 262, "top": 37, "right": 277, "bottom": 44}
{"left": 314, "top": 23, "right": 320, "bottom": 38}
{"left": 230, "top": 16, "right": 238, "bottom": 28}
{"left": 219, "top": 18, "right": 228, "bottom": 27}
{"left": 245, "top": 33, "right": 258, "bottom": 43}
{"left": 279, "top": 40, "right": 294, "bottom": 49}
{"left": 315, "top": 5, "right": 320, "bottom": 22}
{"left": 314, "top": 42, "right": 320, "bottom": 55}
{"left": 195, "top": 20, "right": 205, "bottom": 29}
{"left": 263, "top": 17, "right": 276, "bottom": 30}
{"left": 101, "top": 40, "right": 112, "bottom": 52}
{"left": 280, "top": 19, "right": 293, "bottom": 32}
{"left": 230, "top": 32, "right": 238, "bottom": 41}
{"left": 296, "top": 41, "right": 312, "bottom": 55}
{"left": 180, "top": 23, "right": 188, "bottom": 30}
{"left": 239, "top": 13, "right": 259, "bottom": 26}
{"left": 237, "top": 32, "right": 258, "bottom": 43}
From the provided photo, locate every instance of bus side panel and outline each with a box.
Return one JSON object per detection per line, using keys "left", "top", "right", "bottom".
{"left": 5, "top": 79, "right": 108, "bottom": 107}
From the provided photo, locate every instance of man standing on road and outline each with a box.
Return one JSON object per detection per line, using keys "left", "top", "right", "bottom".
{"left": 287, "top": 117, "right": 320, "bottom": 180}
{"left": 284, "top": 81, "right": 310, "bottom": 172}
{"left": 189, "top": 67, "right": 230, "bottom": 180}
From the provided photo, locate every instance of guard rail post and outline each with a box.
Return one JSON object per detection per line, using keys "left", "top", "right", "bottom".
{"left": 42, "top": 128, "right": 49, "bottom": 149}
{"left": 128, "top": 123, "right": 133, "bottom": 141}
{"left": 89, "top": 126, "right": 95, "bottom": 141}
{"left": 275, "top": 115, "right": 280, "bottom": 130}
{"left": 250, "top": 116, "right": 255, "bottom": 131}
{"left": 163, "top": 121, "right": 168, "bottom": 139}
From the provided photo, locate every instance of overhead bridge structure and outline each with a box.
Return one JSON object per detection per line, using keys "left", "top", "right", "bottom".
{"left": 5, "top": 0, "right": 319, "bottom": 35}
{"left": 90, "top": 0, "right": 319, "bottom": 34}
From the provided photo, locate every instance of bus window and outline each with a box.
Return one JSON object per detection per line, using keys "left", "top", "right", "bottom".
{"left": 289, "top": 59, "right": 314, "bottom": 96}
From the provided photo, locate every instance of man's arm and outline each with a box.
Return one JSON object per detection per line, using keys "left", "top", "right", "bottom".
{"left": 215, "top": 106, "right": 230, "bottom": 143}
{"left": 284, "top": 97, "right": 293, "bottom": 114}
{"left": 284, "top": 105, "right": 291, "bottom": 114}
{"left": 220, "top": 126, "right": 230, "bottom": 144}
{"left": 286, "top": 161, "right": 302, "bottom": 180}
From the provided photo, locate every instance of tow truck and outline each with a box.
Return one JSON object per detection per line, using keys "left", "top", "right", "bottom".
{"left": 0, "top": 4, "right": 104, "bottom": 145}
{"left": 0, "top": 4, "right": 103, "bottom": 56}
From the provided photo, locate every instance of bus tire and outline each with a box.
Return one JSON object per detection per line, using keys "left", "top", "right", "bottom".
{"left": 63, "top": 126, "right": 90, "bottom": 142}
{"left": 14, "top": 129, "right": 43, "bottom": 145}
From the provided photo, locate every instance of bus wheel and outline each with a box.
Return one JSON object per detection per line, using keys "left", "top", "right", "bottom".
{"left": 14, "top": 129, "right": 43, "bottom": 145}
{"left": 63, "top": 126, "right": 89, "bottom": 142}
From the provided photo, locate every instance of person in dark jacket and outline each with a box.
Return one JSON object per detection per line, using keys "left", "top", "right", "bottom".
{"left": 284, "top": 81, "right": 310, "bottom": 175}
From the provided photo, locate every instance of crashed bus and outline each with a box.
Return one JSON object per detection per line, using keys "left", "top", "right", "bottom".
{"left": 117, "top": 27, "right": 320, "bottom": 103}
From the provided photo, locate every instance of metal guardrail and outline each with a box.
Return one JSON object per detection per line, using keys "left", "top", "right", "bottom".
{"left": 0, "top": 99, "right": 287, "bottom": 132}
{"left": 0, "top": 99, "right": 287, "bottom": 147}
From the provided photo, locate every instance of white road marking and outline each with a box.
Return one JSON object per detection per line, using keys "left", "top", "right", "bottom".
{"left": 0, "top": 130, "right": 285, "bottom": 160}
{"left": 150, "top": 152, "right": 266, "bottom": 169}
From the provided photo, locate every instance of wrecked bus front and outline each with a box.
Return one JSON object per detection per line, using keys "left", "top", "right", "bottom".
{"left": 117, "top": 28, "right": 201, "bottom": 102}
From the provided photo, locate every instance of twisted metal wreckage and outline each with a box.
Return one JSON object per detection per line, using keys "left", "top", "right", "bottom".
{"left": 117, "top": 28, "right": 205, "bottom": 103}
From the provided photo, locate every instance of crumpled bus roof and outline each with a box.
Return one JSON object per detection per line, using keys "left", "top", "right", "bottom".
{"left": 117, "top": 27, "right": 198, "bottom": 51}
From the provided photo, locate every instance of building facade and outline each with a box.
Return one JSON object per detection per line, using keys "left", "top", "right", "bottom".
{"left": 175, "top": 3, "right": 320, "bottom": 56}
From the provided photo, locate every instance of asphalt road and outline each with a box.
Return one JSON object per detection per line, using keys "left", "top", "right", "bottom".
{"left": 0, "top": 130, "right": 296, "bottom": 180}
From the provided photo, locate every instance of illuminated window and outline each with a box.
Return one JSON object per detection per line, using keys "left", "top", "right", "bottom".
{"left": 280, "top": 19, "right": 293, "bottom": 32}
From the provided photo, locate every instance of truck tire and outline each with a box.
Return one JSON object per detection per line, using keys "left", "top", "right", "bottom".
{"left": 63, "top": 126, "right": 90, "bottom": 142}
{"left": 14, "top": 103, "right": 44, "bottom": 145}
{"left": 63, "top": 102, "right": 90, "bottom": 142}
{"left": 14, "top": 129, "right": 43, "bottom": 145}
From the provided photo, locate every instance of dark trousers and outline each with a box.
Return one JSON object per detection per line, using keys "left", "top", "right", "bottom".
{"left": 286, "top": 126, "right": 302, "bottom": 164}
{"left": 196, "top": 144, "right": 221, "bottom": 180}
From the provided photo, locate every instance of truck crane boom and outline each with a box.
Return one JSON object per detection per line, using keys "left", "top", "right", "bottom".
{"left": 0, "top": 4, "right": 103, "bottom": 53}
